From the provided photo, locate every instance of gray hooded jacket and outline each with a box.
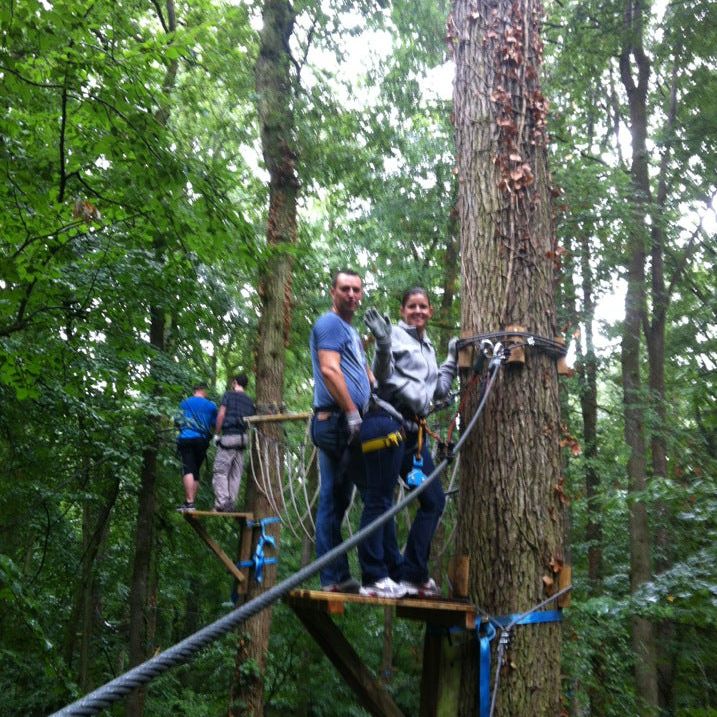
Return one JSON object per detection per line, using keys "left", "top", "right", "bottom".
{"left": 373, "top": 320, "right": 457, "bottom": 417}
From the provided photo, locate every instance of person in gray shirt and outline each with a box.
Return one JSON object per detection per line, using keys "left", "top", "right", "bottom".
{"left": 359, "top": 287, "right": 458, "bottom": 598}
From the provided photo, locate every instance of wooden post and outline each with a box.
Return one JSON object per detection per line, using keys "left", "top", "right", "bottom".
{"left": 505, "top": 324, "right": 526, "bottom": 366}
{"left": 420, "top": 627, "right": 472, "bottom": 717}
{"left": 553, "top": 336, "right": 574, "bottom": 377}
{"left": 558, "top": 564, "right": 572, "bottom": 608}
{"left": 448, "top": 554, "right": 470, "bottom": 600}
{"left": 458, "top": 330, "right": 474, "bottom": 369}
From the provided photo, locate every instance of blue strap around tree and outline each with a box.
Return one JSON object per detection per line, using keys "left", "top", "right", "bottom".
{"left": 475, "top": 610, "right": 562, "bottom": 717}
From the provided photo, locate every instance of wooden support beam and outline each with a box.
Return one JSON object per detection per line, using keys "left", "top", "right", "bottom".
{"left": 420, "top": 628, "right": 472, "bottom": 717}
{"left": 505, "top": 324, "right": 526, "bottom": 365}
{"left": 182, "top": 512, "right": 254, "bottom": 585}
{"left": 458, "top": 329, "right": 474, "bottom": 369}
{"left": 289, "top": 604, "right": 405, "bottom": 717}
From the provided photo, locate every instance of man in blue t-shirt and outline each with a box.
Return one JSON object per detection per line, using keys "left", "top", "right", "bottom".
{"left": 176, "top": 383, "right": 218, "bottom": 511}
{"left": 310, "top": 269, "right": 372, "bottom": 592}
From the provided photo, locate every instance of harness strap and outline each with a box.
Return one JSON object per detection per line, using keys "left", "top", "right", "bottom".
{"left": 361, "top": 431, "right": 403, "bottom": 454}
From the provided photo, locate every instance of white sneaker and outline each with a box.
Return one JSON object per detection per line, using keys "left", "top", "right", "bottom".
{"left": 400, "top": 578, "right": 440, "bottom": 597}
{"left": 360, "top": 577, "right": 408, "bottom": 599}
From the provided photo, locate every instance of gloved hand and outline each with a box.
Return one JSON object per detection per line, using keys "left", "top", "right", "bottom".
{"left": 447, "top": 337, "right": 458, "bottom": 364}
{"left": 345, "top": 410, "right": 362, "bottom": 444}
{"left": 364, "top": 307, "right": 392, "bottom": 349}
{"left": 213, "top": 434, "right": 220, "bottom": 447}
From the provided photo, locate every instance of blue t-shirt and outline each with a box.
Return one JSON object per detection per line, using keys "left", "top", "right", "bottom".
{"left": 310, "top": 311, "right": 370, "bottom": 412}
{"left": 177, "top": 395, "right": 218, "bottom": 440}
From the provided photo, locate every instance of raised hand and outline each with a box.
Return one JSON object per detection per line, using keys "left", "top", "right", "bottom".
{"left": 364, "top": 307, "right": 392, "bottom": 349}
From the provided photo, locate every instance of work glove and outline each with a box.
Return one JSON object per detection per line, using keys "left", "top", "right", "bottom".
{"left": 345, "top": 409, "right": 362, "bottom": 445}
{"left": 364, "top": 307, "right": 392, "bottom": 350}
{"left": 447, "top": 337, "right": 459, "bottom": 365}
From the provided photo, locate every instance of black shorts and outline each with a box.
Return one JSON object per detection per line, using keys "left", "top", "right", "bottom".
{"left": 177, "top": 438, "right": 210, "bottom": 479}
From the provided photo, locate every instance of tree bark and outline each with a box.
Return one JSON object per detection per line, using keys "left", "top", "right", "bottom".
{"left": 451, "top": 0, "right": 564, "bottom": 714}
{"left": 229, "top": 1, "right": 298, "bottom": 715}
{"left": 618, "top": 2, "right": 659, "bottom": 712}
{"left": 62, "top": 469, "right": 119, "bottom": 690}
{"left": 125, "top": 5, "right": 179, "bottom": 715}
{"left": 126, "top": 308, "right": 165, "bottom": 717}
{"left": 577, "top": 234, "right": 601, "bottom": 593}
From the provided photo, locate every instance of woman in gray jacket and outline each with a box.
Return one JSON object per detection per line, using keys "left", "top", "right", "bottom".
{"left": 357, "top": 287, "right": 457, "bottom": 598}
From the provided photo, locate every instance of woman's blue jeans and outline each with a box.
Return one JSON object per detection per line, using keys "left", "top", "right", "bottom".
{"left": 399, "top": 429, "right": 446, "bottom": 585}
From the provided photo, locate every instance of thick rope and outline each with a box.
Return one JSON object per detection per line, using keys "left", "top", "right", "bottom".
{"left": 50, "top": 364, "right": 502, "bottom": 717}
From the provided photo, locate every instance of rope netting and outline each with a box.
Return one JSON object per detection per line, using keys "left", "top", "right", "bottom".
{"left": 246, "top": 408, "right": 464, "bottom": 585}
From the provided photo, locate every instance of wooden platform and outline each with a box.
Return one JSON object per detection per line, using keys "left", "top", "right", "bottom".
{"left": 285, "top": 589, "right": 477, "bottom": 717}
{"left": 286, "top": 588, "right": 476, "bottom": 629}
{"left": 181, "top": 510, "right": 254, "bottom": 519}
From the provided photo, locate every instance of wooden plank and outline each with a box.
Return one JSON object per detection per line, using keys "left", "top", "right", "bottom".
{"left": 245, "top": 411, "right": 312, "bottom": 424}
{"left": 183, "top": 514, "right": 245, "bottom": 583}
{"left": 287, "top": 589, "right": 476, "bottom": 629}
{"left": 181, "top": 510, "right": 254, "bottom": 519}
{"left": 289, "top": 604, "right": 405, "bottom": 717}
{"left": 396, "top": 606, "right": 475, "bottom": 631}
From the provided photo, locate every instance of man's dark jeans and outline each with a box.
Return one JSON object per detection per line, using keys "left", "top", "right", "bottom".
{"left": 311, "top": 411, "right": 364, "bottom": 587}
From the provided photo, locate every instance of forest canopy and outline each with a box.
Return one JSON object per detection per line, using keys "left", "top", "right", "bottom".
{"left": 0, "top": 0, "right": 715, "bottom": 715}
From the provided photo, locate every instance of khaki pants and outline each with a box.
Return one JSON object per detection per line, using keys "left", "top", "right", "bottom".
{"left": 212, "top": 446, "right": 245, "bottom": 511}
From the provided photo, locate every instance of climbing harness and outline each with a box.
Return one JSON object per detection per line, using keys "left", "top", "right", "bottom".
{"left": 361, "top": 430, "right": 403, "bottom": 454}
{"left": 237, "top": 517, "right": 281, "bottom": 584}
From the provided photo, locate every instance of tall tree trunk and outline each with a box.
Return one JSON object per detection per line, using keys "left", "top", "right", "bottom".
{"left": 578, "top": 233, "right": 607, "bottom": 716}
{"left": 229, "top": 1, "right": 298, "bottom": 715}
{"left": 451, "top": 0, "right": 564, "bottom": 714}
{"left": 63, "top": 471, "right": 119, "bottom": 690}
{"left": 436, "top": 183, "right": 460, "bottom": 351}
{"left": 578, "top": 234, "right": 601, "bottom": 593}
{"left": 125, "top": 6, "right": 178, "bottom": 715}
{"left": 646, "top": 47, "right": 681, "bottom": 716}
{"left": 126, "top": 309, "right": 166, "bottom": 717}
{"left": 618, "top": 2, "right": 659, "bottom": 712}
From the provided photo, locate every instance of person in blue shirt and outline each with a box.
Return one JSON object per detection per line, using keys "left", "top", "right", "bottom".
{"left": 176, "top": 383, "right": 218, "bottom": 511}
{"left": 310, "top": 269, "right": 372, "bottom": 592}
